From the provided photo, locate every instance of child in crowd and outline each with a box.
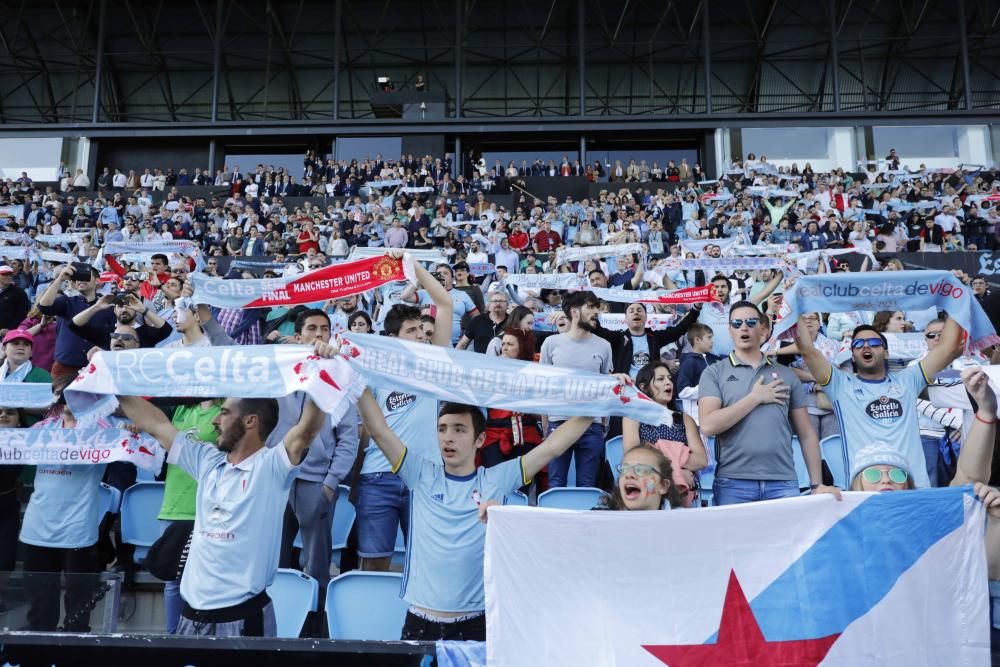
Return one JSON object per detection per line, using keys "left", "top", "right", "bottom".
{"left": 595, "top": 445, "right": 685, "bottom": 511}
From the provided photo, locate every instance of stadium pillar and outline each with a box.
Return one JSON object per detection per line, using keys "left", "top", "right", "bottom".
{"left": 91, "top": 0, "right": 107, "bottom": 123}
{"left": 455, "top": 0, "right": 463, "bottom": 118}
{"left": 455, "top": 136, "right": 462, "bottom": 178}
{"left": 210, "top": 0, "right": 224, "bottom": 124}
{"left": 829, "top": 0, "right": 840, "bottom": 113}
{"left": 702, "top": 0, "right": 712, "bottom": 114}
{"left": 577, "top": 0, "right": 585, "bottom": 116}
{"left": 579, "top": 136, "right": 587, "bottom": 165}
{"left": 208, "top": 140, "right": 217, "bottom": 176}
{"left": 332, "top": 0, "right": 342, "bottom": 119}
{"left": 957, "top": 0, "right": 972, "bottom": 111}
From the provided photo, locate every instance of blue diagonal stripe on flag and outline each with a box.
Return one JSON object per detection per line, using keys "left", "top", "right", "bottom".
{"left": 709, "top": 486, "right": 968, "bottom": 643}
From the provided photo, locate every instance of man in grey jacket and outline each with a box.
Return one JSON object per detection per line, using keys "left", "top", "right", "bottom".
{"left": 266, "top": 308, "right": 360, "bottom": 625}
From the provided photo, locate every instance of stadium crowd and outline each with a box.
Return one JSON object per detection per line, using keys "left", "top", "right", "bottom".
{"left": 1, "top": 150, "right": 1000, "bottom": 641}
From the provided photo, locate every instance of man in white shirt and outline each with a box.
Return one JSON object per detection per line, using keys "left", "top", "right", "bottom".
{"left": 116, "top": 340, "right": 337, "bottom": 637}
{"left": 111, "top": 169, "right": 127, "bottom": 189}
{"left": 934, "top": 206, "right": 960, "bottom": 234}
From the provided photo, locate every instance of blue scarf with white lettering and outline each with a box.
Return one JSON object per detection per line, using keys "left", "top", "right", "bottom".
{"left": 65, "top": 345, "right": 363, "bottom": 427}
{"left": 773, "top": 270, "right": 1000, "bottom": 351}
{"left": 0, "top": 425, "right": 163, "bottom": 470}
{"left": 338, "top": 333, "right": 668, "bottom": 423}
{"left": 0, "top": 382, "right": 52, "bottom": 408}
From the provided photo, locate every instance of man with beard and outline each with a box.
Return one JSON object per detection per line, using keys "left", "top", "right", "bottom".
{"left": 795, "top": 315, "right": 963, "bottom": 489}
{"left": 115, "top": 340, "right": 337, "bottom": 637}
{"left": 602, "top": 301, "right": 701, "bottom": 377}
{"left": 69, "top": 292, "right": 171, "bottom": 349}
{"left": 539, "top": 291, "right": 612, "bottom": 487}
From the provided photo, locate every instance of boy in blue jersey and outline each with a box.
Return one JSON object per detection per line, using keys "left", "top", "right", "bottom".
{"left": 356, "top": 251, "right": 454, "bottom": 572}
{"left": 795, "top": 315, "right": 963, "bottom": 489}
{"left": 358, "top": 386, "right": 621, "bottom": 641}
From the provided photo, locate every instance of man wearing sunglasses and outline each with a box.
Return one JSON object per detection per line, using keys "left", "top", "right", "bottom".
{"left": 795, "top": 316, "right": 963, "bottom": 489}
{"left": 699, "top": 302, "right": 834, "bottom": 505}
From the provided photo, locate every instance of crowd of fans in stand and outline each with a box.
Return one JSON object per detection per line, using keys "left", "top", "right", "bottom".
{"left": 2, "top": 150, "right": 1000, "bottom": 642}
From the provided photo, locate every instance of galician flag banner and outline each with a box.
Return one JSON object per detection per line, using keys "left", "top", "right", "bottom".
{"left": 191, "top": 254, "right": 415, "bottom": 309}
{"left": 485, "top": 489, "right": 988, "bottom": 666}
{"left": 65, "top": 345, "right": 363, "bottom": 427}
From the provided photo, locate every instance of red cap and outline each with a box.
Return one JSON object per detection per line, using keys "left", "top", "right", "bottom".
{"left": 2, "top": 329, "right": 33, "bottom": 345}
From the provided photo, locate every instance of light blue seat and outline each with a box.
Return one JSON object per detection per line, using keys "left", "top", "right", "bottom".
{"left": 820, "top": 435, "right": 848, "bottom": 488}
{"left": 325, "top": 572, "right": 408, "bottom": 640}
{"left": 791, "top": 436, "right": 811, "bottom": 492}
{"left": 267, "top": 568, "right": 318, "bottom": 638}
{"left": 697, "top": 466, "right": 715, "bottom": 507}
{"left": 120, "top": 481, "right": 165, "bottom": 564}
{"left": 537, "top": 487, "right": 603, "bottom": 510}
{"left": 291, "top": 484, "right": 355, "bottom": 564}
{"left": 605, "top": 435, "right": 625, "bottom": 483}
{"left": 505, "top": 490, "right": 529, "bottom": 506}
{"left": 390, "top": 523, "right": 406, "bottom": 567}
{"left": 99, "top": 482, "right": 122, "bottom": 516}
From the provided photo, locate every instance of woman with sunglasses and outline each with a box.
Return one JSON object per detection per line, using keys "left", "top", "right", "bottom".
{"left": 623, "top": 361, "right": 707, "bottom": 506}
{"left": 594, "top": 445, "right": 685, "bottom": 511}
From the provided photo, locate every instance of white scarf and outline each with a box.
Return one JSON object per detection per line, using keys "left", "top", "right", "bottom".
{"left": 0, "top": 359, "right": 33, "bottom": 383}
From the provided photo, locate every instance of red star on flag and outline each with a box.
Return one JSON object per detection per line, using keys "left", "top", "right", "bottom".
{"left": 643, "top": 570, "right": 840, "bottom": 666}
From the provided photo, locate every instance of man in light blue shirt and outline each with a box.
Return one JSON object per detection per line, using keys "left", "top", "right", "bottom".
{"left": 405, "top": 263, "right": 478, "bottom": 344}
{"left": 356, "top": 253, "right": 454, "bottom": 572}
{"left": 796, "top": 317, "right": 962, "bottom": 489}
{"left": 117, "top": 342, "right": 334, "bottom": 637}
{"left": 359, "top": 392, "right": 594, "bottom": 641}
{"left": 19, "top": 399, "right": 107, "bottom": 632}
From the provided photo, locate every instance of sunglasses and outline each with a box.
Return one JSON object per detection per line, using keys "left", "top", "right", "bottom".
{"left": 924, "top": 332, "right": 941, "bottom": 340}
{"left": 850, "top": 337, "right": 885, "bottom": 349}
{"left": 110, "top": 332, "right": 138, "bottom": 343}
{"left": 861, "top": 467, "right": 908, "bottom": 484}
{"left": 616, "top": 463, "right": 661, "bottom": 477}
{"left": 729, "top": 318, "right": 759, "bottom": 329}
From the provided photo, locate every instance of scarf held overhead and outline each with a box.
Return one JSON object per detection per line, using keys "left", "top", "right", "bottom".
{"left": 65, "top": 345, "right": 363, "bottom": 427}
{"left": 191, "top": 254, "right": 415, "bottom": 309}
{"left": 337, "top": 333, "right": 668, "bottom": 423}
{"left": 773, "top": 271, "right": 1000, "bottom": 351}
{"left": 0, "top": 426, "right": 163, "bottom": 471}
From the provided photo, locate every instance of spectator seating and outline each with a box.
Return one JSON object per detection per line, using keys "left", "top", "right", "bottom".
{"left": 291, "top": 484, "right": 355, "bottom": 565}
{"left": 99, "top": 482, "right": 122, "bottom": 516}
{"left": 325, "top": 572, "right": 408, "bottom": 640}
{"left": 121, "top": 481, "right": 166, "bottom": 564}
{"left": 697, "top": 467, "right": 715, "bottom": 507}
{"left": 267, "top": 568, "right": 318, "bottom": 639}
{"left": 537, "top": 487, "right": 603, "bottom": 510}
{"left": 505, "top": 490, "right": 529, "bottom": 506}
{"left": 605, "top": 435, "right": 625, "bottom": 483}
{"left": 820, "top": 435, "right": 848, "bottom": 489}
{"left": 391, "top": 525, "right": 406, "bottom": 568}
{"left": 791, "top": 436, "right": 811, "bottom": 492}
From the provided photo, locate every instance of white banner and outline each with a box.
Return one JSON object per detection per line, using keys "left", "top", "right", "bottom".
{"left": 485, "top": 490, "right": 986, "bottom": 666}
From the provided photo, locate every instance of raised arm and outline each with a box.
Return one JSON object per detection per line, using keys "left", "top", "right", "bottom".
{"left": 72, "top": 294, "right": 115, "bottom": 326}
{"left": 749, "top": 269, "right": 783, "bottom": 306}
{"left": 117, "top": 395, "right": 179, "bottom": 451}
{"left": 38, "top": 264, "right": 74, "bottom": 308}
{"left": 951, "top": 366, "right": 997, "bottom": 487}
{"left": 794, "top": 315, "right": 833, "bottom": 386}
{"left": 522, "top": 416, "right": 593, "bottom": 481}
{"left": 283, "top": 340, "right": 343, "bottom": 465}
{"left": 920, "top": 317, "right": 963, "bottom": 379}
{"left": 409, "top": 255, "right": 454, "bottom": 347}
{"left": 356, "top": 387, "right": 406, "bottom": 471}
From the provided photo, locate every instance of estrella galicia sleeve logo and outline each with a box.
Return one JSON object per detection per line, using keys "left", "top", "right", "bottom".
{"left": 866, "top": 395, "right": 903, "bottom": 423}
{"left": 385, "top": 391, "right": 417, "bottom": 413}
